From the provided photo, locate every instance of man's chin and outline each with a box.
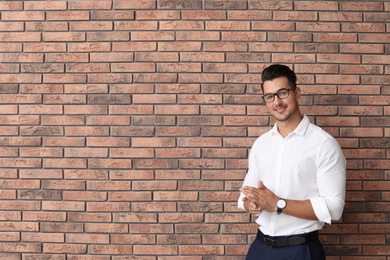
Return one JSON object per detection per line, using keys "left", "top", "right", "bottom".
{"left": 272, "top": 114, "right": 290, "bottom": 122}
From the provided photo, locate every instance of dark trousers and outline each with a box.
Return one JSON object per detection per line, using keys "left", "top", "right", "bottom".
{"left": 246, "top": 233, "right": 326, "bottom": 260}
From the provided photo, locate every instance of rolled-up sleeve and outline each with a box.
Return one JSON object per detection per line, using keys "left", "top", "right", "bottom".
{"left": 312, "top": 138, "right": 346, "bottom": 224}
{"left": 237, "top": 145, "right": 261, "bottom": 212}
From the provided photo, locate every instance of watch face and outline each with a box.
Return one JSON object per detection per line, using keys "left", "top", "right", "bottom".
{"left": 277, "top": 199, "right": 286, "bottom": 208}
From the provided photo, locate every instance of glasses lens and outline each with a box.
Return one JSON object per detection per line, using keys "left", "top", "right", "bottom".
{"left": 277, "top": 89, "right": 289, "bottom": 98}
{"left": 263, "top": 94, "right": 273, "bottom": 103}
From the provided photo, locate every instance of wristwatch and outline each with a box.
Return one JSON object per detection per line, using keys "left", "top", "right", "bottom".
{"left": 276, "top": 198, "right": 286, "bottom": 215}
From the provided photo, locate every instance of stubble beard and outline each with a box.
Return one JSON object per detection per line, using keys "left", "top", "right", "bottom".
{"left": 272, "top": 102, "right": 299, "bottom": 123}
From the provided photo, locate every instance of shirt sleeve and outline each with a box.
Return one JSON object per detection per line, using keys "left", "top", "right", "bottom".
{"left": 237, "top": 142, "right": 261, "bottom": 211}
{"left": 311, "top": 137, "right": 346, "bottom": 224}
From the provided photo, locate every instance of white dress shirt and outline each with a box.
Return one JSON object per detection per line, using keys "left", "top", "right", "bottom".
{"left": 238, "top": 115, "right": 346, "bottom": 236}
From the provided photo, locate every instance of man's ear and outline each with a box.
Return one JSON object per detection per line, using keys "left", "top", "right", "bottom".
{"left": 295, "top": 86, "right": 301, "bottom": 101}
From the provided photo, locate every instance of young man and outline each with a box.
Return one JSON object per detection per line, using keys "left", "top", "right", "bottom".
{"left": 238, "top": 64, "right": 346, "bottom": 260}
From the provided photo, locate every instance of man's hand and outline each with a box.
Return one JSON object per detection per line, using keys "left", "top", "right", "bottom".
{"left": 241, "top": 180, "right": 279, "bottom": 213}
{"left": 242, "top": 195, "right": 262, "bottom": 214}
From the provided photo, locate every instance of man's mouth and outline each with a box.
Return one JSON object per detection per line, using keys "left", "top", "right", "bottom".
{"left": 275, "top": 106, "right": 286, "bottom": 113}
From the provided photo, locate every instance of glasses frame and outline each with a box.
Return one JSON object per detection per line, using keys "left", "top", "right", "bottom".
{"left": 262, "top": 88, "right": 294, "bottom": 103}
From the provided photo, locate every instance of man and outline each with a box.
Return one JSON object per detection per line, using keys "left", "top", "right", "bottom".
{"left": 238, "top": 64, "right": 346, "bottom": 260}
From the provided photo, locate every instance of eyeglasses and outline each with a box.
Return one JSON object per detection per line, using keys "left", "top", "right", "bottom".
{"left": 262, "top": 88, "right": 294, "bottom": 103}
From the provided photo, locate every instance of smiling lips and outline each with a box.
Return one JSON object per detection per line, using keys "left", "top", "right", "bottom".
{"left": 275, "top": 106, "right": 286, "bottom": 113}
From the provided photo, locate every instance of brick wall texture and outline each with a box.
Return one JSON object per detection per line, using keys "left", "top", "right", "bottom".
{"left": 0, "top": 0, "right": 389, "bottom": 259}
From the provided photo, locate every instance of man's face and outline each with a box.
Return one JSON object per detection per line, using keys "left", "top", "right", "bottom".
{"left": 262, "top": 76, "right": 301, "bottom": 123}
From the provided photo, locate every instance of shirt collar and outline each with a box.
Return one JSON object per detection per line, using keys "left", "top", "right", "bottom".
{"left": 271, "top": 114, "right": 309, "bottom": 137}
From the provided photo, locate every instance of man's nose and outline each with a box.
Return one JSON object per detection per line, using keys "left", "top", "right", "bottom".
{"left": 273, "top": 95, "right": 283, "bottom": 104}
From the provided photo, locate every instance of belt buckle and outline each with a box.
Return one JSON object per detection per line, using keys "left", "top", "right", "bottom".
{"left": 264, "top": 237, "right": 276, "bottom": 248}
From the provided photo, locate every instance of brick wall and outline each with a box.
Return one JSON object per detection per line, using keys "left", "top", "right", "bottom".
{"left": 0, "top": 0, "right": 389, "bottom": 259}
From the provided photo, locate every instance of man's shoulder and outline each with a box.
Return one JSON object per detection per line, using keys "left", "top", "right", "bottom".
{"left": 252, "top": 127, "right": 275, "bottom": 146}
{"left": 308, "top": 122, "right": 334, "bottom": 139}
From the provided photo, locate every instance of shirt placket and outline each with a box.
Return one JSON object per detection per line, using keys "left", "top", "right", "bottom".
{"left": 270, "top": 137, "right": 287, "bottom": 235}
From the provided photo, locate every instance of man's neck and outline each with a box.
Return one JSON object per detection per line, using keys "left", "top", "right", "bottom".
{"left": 277, "top": 112, "right": 303, "bottom": 138}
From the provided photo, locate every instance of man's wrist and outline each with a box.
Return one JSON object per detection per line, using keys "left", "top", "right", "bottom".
{"left": 276, "top": 198, "right": 287, "bottom": 215}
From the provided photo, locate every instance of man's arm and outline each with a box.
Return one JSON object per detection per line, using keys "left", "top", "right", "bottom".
{"left": 240, "top": 180, "right": 318, "bottom": 220}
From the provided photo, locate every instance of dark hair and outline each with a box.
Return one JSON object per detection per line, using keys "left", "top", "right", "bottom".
{"left": 261, "top": 64, "right": 297, "bottom": 92}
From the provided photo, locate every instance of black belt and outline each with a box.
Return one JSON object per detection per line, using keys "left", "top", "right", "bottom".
{"left": 257, "top": 230, "right": 319, "bottom": 248}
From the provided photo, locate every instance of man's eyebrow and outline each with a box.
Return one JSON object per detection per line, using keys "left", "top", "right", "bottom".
{"left": 263, "top": 88, "right": 288, "bottom": 95}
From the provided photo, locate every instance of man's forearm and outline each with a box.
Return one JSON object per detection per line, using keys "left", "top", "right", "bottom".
{"left": 282, "top": 199, "right": 318, "bottom": 220}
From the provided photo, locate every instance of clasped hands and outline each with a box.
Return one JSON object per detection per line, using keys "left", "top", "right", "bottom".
{"left": 240, "top": 180, "right": 278, "bottom": 214}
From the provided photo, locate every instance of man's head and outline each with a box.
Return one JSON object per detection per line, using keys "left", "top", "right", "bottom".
{"left": 261, "top": 64, "right": 297, "bottom": 93}
{"left": 261, "top": 64, "right": 302, "bottom": 124}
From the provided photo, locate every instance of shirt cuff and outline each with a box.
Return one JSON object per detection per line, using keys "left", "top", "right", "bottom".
{"left": 310, "top": 197, "right": 332, "bottom": 224}
{"left": 237, "top": 193, "right": 246, "bottom": 211}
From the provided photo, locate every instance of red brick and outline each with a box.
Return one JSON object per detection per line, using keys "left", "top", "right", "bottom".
{"left": 0, "top": 22, "right": 23, "bottom": 31}
{"left": 155, "top": 170, "right": 200, "bottom": 180}
{"left": 86, "top": 181, "right": 130, "bottom": 191}
{"left": 127, "top": 222, "right": 169, "bottom": 235}
{"left": 2, "top": 11, "right": 44, "bottom": 21}
{"left": 46, "top": 11, "right": 89, "bottom": 20}
{"left": 26, "top": 21, "right": 68, "bottom": 31}
{"left": 114, "top": 21, "right": 158, "bottom": 31}
{"left": 69, "top": 1, "right": 112, "bottom": 10}
{"left": 87, "top": 202, "right": 130, "bottom": 212}
{"left": 68, "top": 256, "right": 109, "bottom": 260}
{"left": 160, "top": 21, "right": 205, "bottom": 31}
{"left": 0, "top": 232, "right": 20, "bottom": 241}
{"left": 0, "top": 201, "right": 40, "bottom": 211}
{"left": 269, "top": 32, "right": 312, "bottom": 42}
{"left": 44, "top": 244, "right": 86, "bottom": 254}
{"left": 135, "top": 52, "right": 178, "bottom": 62}
{"left": 91, "top": 245, "right": 134, "bottom": 254}
{"left": 342, "top": 23, "right": 385, "bottom": 32}
{"left": 179, "top": 245, "right": 224, "bottom": 255}
{"left": 0, "top": 115, "right": 40, "bottom": 125}
{"left": 0, "top": 243, "right": 41, "bottom": 253}
{"left": 114, "top": 0, "right": 156, "bottom": 9}
{"left": 155, "top": 148, "right": 200, "bottom": 158}
{"left": 85, "top": 223, "right": 128, "bottom": 233}
{"left": 68, "top": 212, "right": 111, "bottom": 223}
{"left": 113, "top": 213, "right": 156, "bottom": 223}
{"left": 88, "top": 73, "right": 133, "bottom": 84}
{"left": 87, "top": 137, "right": 130, "bottom": 147}
{"left": 179, "top": 181, "right": 223, "bottom": 191}
{"left": 320, "top": 12, "right": 362, "bottom": 21}
{"left": 24, "top": 1, "right": 65, "bottom": 10}
{"left": 43, "top": 159, "right": 86, "bottom": 169}
{"left": 22, "top": 232, "right": 64, "bottom": 243}
{"left": 158, "top": 0, "right": 202, "bottom": 9}
{"left": 20, "top": 84, "right": 63, "bottom": 94}
{"left": 206, "top": 21, "right": 249, "bottom": 31}
{"left": 157, "top": 234, "right": 200, "bottom": 245}
{"left": 66, "top": 234, "right": 109, "bottom": 244}
{"left": 88, "top": 32, "right": 130, "bottom": 42}
{"left": 0, "top": 147, "right": 18, "bottom": 157}
{"left": 176, "top": 31, "right": 220, "bottom": 41}
{"left": 132, "top": 202, "right": 176, "bottom": 212}
{"left": 108, "top": 191, "right": 151, "bottom": 202}
{"left": 0, "top": 2, "right": 23, "bottom": 10}
{"left": 92, "top": 10, "right": 134, "bottom": 20}
{"left": 90, "top": 53, "right": 132, "bottom": 63}
{"left": 274, "top": 11, "right": 317, "bottom": 21}
{"left": 137, "top": 10, "right": 180, "bottom": 20}
{"left": 134, "top": 245, "right": 177, "bottom": 255}
{"left": 43, "top": 32, "right": 86, "bottom": 42}
{"left": 65, "top": 126, "right": 109, "bottom": 136}
{"left": 63, "top": 191, "right": 107, "bottom": 201}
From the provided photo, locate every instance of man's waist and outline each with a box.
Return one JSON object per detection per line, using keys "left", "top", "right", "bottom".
{"left": 257, "top": 229, "right": 319, "bottom": 248}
